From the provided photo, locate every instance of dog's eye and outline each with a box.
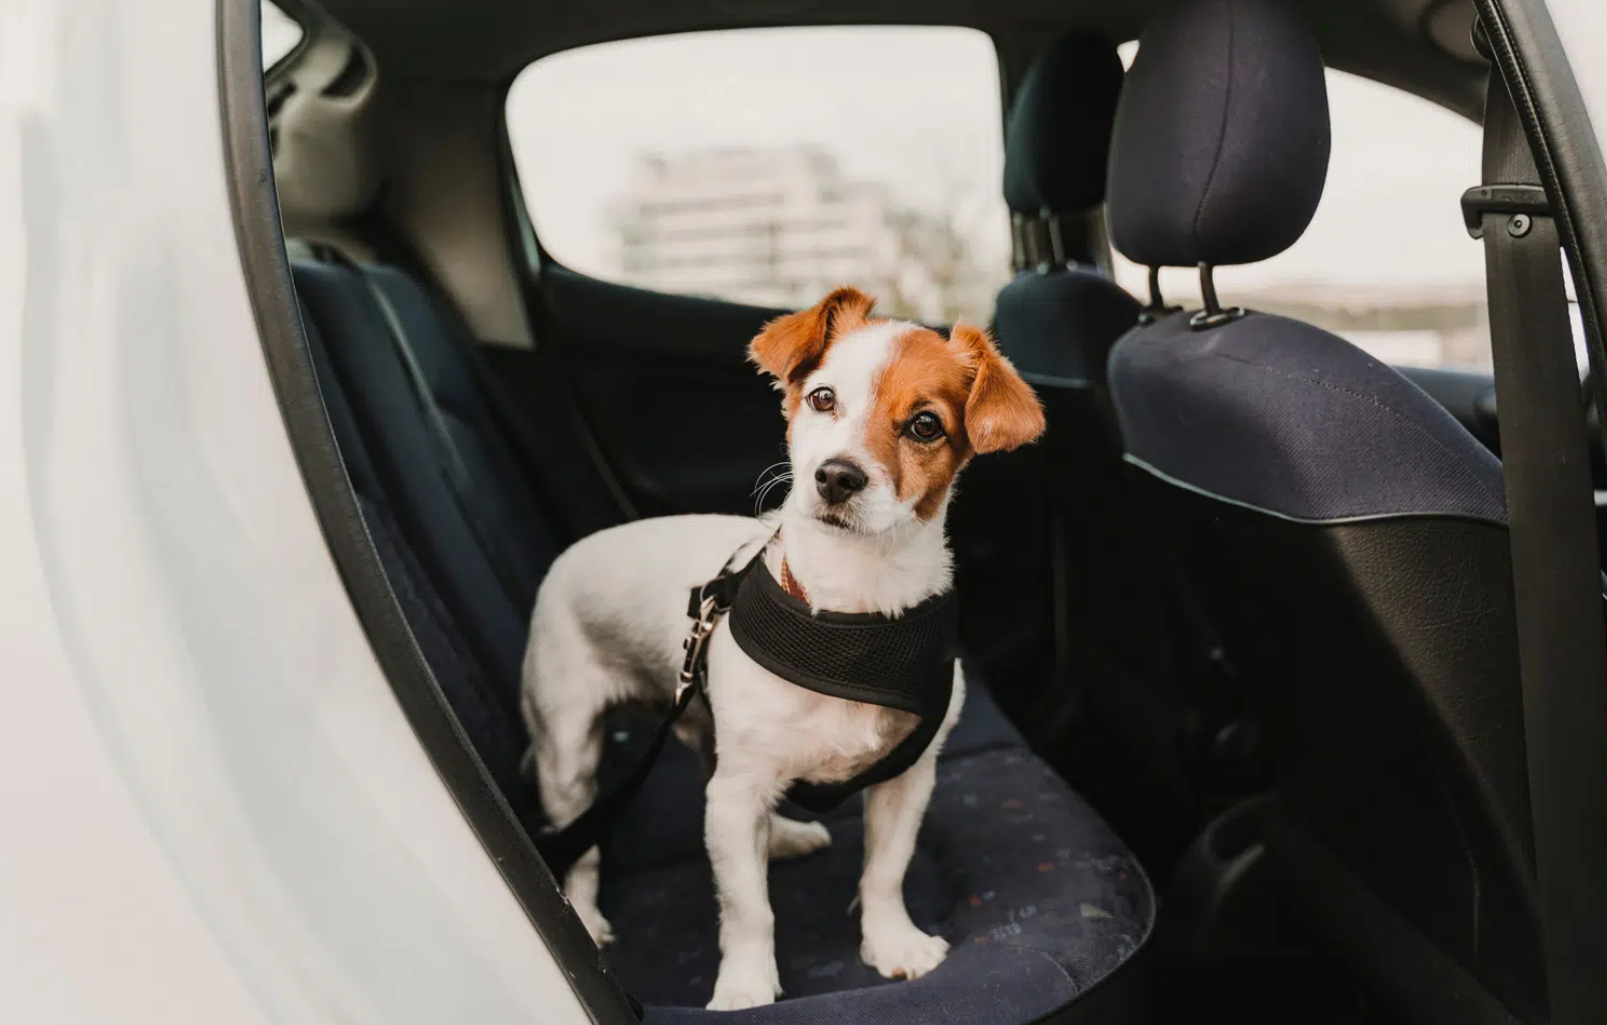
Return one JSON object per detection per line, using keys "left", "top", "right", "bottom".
{"left": 907, "top": 411, "right": 945, "bottom": 442}
{"left": 806, "top": 387, "right": 836, "bottom": 413}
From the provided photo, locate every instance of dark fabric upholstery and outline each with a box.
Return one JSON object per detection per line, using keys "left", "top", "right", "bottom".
{"left": 292, "top": 255, "right": 1154, "bottom": 1023}
{"left": 601, "top": 688, "right": 1153, "bottom": 1021}
{"left": 1109, "top": 310, "right": 1507, "bottom": 524}
{"left": 294, "top": 260, "right": 534, "bottom": 693}
{"left": 599, "top": 679, "right": 1030, "bottom": 879}
{"left": 364, "top": 265, "right": 561, "bottom": 615}
{"left": 1003, "top": 33, "right": 1125, "bottom": 215}
{"left": 1106, "top": 0, "right": 1330, "bottom": 267}
{"left": 993, "top": 32, "right": 1138, "bottom": 385}
{"left": 993, "top": 269, "right": 1142, "bottom": 385}
{"left": 302, "top": 312, "right": 533, "bottom": 802}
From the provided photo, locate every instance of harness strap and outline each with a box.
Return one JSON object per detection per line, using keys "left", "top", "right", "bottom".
{"left": 533, "top": 534, "right": 958, "bottom": 872}
{"left": 533, "top": 540, "right": 761, "bottom": 876}
{"left": 532, "top": 677, "right": 704, "bottom": 875}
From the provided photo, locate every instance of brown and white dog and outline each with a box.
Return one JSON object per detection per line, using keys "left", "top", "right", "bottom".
{"left": 520, "top": 287, "right": 1044, "bottom": 1010}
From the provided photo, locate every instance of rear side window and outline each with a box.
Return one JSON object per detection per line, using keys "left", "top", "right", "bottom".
{"left": 262, "top": 2, "right": 303, "bottom": 69}
{"left": 505, "top": 28, "right": 1008, "bottom": 324}
{"left": 1115, "top": 60, "right": 1490, "bottom": 370}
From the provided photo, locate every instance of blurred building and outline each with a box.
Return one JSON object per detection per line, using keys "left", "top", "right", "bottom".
{"left": 608, "top": 147, "right": 1001, "bottom": 323}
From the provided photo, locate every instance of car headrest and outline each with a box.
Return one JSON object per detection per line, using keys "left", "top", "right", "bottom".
{"left": 1106, "top": 0, "right": 1330, "bottom": 268}
{"left": 1002, "top": 33, "right": 1125, "bottom": 215}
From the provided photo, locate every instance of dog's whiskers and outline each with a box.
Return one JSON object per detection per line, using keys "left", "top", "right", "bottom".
{"left": 754, "top": 473, "right": 793, "bottom": 513}
{"left": 751, "top": 461, "right": 790, "bottom": 492}
{"left": 752, "top": 462, "right": 794, "bottom": 513}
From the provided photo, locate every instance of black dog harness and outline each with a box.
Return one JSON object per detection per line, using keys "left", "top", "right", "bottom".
{"left": 536, "top": 541, "right": 958, "bottom": 873}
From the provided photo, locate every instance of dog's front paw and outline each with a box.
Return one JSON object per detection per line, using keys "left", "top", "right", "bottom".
{"left": 707, "top": 954, "right": 781, "bottom": 1010}
{"left": 768, "top": 815, "right": 832, "bottom": 860}
{"left": 861, "top": 920, "right": 949, "bottom": 980}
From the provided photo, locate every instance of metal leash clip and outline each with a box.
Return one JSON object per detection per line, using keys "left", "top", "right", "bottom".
{"left": 677, "top": 594, "right": 722, "bottom": 702}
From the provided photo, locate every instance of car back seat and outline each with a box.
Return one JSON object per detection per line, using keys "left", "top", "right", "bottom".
{"left": 288, "top": 255, "right": 1155, "bottom": 1022}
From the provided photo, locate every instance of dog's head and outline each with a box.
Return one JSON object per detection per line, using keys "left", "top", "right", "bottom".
{"left": 749, "top": 287, "right": 1045, "bottom": 535}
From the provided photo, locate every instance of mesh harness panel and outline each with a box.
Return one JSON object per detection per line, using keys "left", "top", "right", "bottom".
{"left": 726, "top": 555, "right": 958, "bottom": 812}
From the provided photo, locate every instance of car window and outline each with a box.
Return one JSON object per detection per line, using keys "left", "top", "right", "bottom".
{"left": 262, "top": 2, "right": 303, "bottom": 69}
{"left": 1113, "top": 45, "right": 1492, "bottom": 371}
{"left": 505, "top": 28, "right": 1008, "bottom": 325}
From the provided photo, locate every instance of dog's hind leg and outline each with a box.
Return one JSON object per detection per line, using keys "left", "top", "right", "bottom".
{"left": 525, "top": 669, "right": 613, "bottom": 947}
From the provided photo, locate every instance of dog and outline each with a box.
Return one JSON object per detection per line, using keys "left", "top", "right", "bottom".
{"left": 520, "top": 286, "right": 1045, "bottom": 1010}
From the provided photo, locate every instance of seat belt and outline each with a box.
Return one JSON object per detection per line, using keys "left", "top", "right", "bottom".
{"left": 1467, "top": 25, "right": 1607, "bottom": 1022}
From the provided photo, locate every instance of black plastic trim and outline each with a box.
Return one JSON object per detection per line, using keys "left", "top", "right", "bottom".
{"left": 216, "top": 3, "right": 637, "bottom": 1022}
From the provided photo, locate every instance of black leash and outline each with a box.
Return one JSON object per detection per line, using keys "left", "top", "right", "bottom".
{"left": 533, "top": 545, "right": 759, "bottom": 875}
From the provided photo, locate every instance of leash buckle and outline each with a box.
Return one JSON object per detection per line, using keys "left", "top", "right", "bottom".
{"left": 677, "top": 594, "right": 721, "bottom": 701}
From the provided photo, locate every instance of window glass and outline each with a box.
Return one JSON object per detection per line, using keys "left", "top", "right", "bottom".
{"left": 262, "top": 2, "right": 304, "bottom": 69}
{"left": 506, "top": 28, "right": 1008, "bottom": 325}
{"left": 1113, "top": 45, "right": 1491, "bottom": 371}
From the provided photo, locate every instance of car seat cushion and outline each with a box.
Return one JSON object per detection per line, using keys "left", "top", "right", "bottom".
{"left": 1109, "top": 310, "right": 1507, "bottom": 523}
{"left": 599, "top": 678, "right": 1030, "bottom": 876}
{"left": 1106, "top": 0, "right": 1330, "bottom": 268}
{"left": 607, "top": 746, "right": 1151, "bottom": 1022}
{"left": 596, "top": 685, "right": 1153, "bottom": 1021}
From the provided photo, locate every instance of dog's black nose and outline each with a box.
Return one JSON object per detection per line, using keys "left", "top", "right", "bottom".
{"left": 815, "top": 459, "right": 868, "bottom": 505}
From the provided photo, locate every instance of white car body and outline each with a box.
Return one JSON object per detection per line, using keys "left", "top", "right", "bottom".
{"left": 1, "top": 1, "right": 1606, "bottom": 1023}
{"left": 0, "top": 2, "right": 586, "bottom": 1022}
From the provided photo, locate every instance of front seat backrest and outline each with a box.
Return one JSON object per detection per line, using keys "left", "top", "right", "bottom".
{"left": 1105, "top": 1, "right": 1540, "bottom": 1020}
{"left": 958, "top": 33, "right": 1141, "bottom": 729}
{"left": 976, "top": 32, "right": 1250, "bottom": 831}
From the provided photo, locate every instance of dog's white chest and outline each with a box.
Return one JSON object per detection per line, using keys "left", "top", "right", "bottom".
{"left": 704, "top": 626, "right": 921, "bottom": 785}
{"left": 785, "top": 696, "right": 919, "bottom": 784}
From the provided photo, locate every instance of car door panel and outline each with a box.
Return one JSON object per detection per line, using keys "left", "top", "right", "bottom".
{"left": 508, "top": 266, "right": 789, "bottom": 518}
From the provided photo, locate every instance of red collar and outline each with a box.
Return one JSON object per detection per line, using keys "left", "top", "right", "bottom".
{"left": 778, "top": 557, "right": 809, "bottom": 602}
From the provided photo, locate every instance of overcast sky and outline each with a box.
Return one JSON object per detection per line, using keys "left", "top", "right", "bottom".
{"left": 265, "top": 11, "right": 1486, "bottom": 304}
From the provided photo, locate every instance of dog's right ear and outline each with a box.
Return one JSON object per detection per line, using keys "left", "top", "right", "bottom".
{"left": 748, "top": 287, "right": 876, "bottom": 388}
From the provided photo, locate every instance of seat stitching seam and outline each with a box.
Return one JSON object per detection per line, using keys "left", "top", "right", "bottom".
{"left": 1191, "top": 0, "right": 1235, "bottom": 249}
{"left": 1203, "top": 349, "right": 1502, "bottom": 491}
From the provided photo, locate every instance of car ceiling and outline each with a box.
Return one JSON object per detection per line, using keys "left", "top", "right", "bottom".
{"left": 304, "top": 0, "right": 1487, "bottom": 117}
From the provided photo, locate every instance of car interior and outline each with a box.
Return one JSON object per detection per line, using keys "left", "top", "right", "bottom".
{"left": 236, "top": 0, "right": 1605, "bottom": 1022}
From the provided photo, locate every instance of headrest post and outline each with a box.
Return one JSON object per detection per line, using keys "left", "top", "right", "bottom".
{"left": 1199, "top": 262, "right": 1221, "bottom": 314}
{"left": 1136, "top": 265, "right": 1182, "bottom": 325}
{"left": 1189, "top": 263, "right": 1246, "bottom": 330}
{"left": 1010, "top": 212, "right": 1029, "bottom": 273}
{"left": 1043, "top": 207, "right": 1067, "bottom": 268}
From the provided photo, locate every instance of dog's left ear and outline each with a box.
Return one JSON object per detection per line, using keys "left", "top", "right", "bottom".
{"left": 951, "top": 324, "right": 1046, "bottom": 454}
{"left": 749, "top": 286, "right": 877, "bottom": 388}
